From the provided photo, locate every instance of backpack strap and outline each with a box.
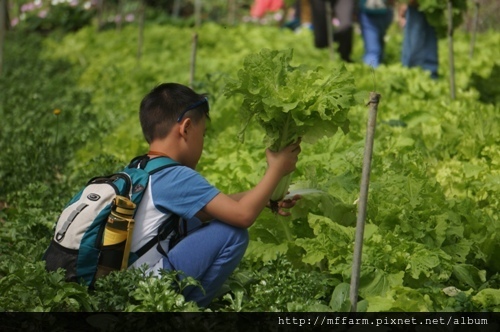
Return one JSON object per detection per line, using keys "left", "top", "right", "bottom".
{"left": 128, "top": 154, "right": 149, "bottom": 169}
{"left": 127, "top": 155, "right": 180, "bottom": 174}
{"left": 128, "top": 154, "right": 181, "bottom": 263}
{"left": 143, "top": 156, "right": 179, "bottom": 174}
{"left": 134, "top": 214, "right": 180, "bottom": 258}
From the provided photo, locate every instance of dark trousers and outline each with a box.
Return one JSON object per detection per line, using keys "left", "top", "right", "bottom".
{"left": 310, "top": 0, "right": 355, "bottom": 62}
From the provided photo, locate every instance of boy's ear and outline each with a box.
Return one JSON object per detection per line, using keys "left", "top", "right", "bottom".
{"left": 179, "top": 118, "right": 192, "bottom": 137}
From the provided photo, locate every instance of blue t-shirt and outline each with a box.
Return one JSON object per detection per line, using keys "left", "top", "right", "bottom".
{"left": 131, "top": 165, "right": 220, "bottom": 252}
{"left": 151, "top": 166, "right": 220, "bottom": 221}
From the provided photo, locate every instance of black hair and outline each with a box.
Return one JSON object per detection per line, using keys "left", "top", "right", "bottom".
{"left": 139, "top": 83, "right": 210, "bottom": 144}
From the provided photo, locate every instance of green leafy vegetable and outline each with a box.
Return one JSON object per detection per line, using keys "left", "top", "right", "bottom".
{"left": 397, "top": 0, "right": 468, "bottom": 38}
{"left": 224, "top": 48, "right": 356, "bottom": 200}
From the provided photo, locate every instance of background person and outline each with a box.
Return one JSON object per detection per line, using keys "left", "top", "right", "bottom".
{"left": 310, "top": 0, "right": 356, "bottom": 62}
{"left": 358, "top": 0, "right": 395, "bottom": 67}
{"left": 398, "top": 0, "right": 439, "bottom": 78}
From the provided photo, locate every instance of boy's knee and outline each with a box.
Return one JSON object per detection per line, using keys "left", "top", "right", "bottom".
{"left": 224, "top": 223, "right": 249, "bottom": 247}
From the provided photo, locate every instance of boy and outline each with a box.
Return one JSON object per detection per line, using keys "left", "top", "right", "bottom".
{"left": 129, "top": 83, "right": 301, "bottom": 307}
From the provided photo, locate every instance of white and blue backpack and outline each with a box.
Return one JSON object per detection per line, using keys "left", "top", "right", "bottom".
{"left": 43, "top": 155, "right": 180, "bottom": 287}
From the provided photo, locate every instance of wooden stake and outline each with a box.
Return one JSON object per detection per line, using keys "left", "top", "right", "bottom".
{"left": 325, "top": 1, "right": 335, "bottom": 61}
{"left": 97, "top": 0, "right": 104, "bottom": 31}
{"left": 227, "top": 0, "right": 236, "bottom": 26}
{"left": 0, "top": 0, "right": 6, "bottom": 76}
{"left": 116, "top": 0, "right": 124, "bottom": 31}
{"left": 190, "top": 33, "right": 198, "bottom": 88}
{"left": 469, "top": 0, "right": 480, "bottom": 59}
{"left": 350, "top": 91, "right": 380, "bottom": 312}
{"left": 448, "top": 0, "right": 456, "bottom": 100}
{"left": 194, "top": 0, "right": 202, "bottom": 28}
{"left": 137, "top": 0, "right": 145, "bottom": 61}
{"left": 172, "top": 0, "right": 181, "bottom": 18}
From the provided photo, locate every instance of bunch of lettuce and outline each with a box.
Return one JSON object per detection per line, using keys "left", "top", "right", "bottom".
{"left": 397, "top": 0, "right": 468, "bottom": 38}
{"left": 224, "top": 48, "right": 356, "bottom": 202}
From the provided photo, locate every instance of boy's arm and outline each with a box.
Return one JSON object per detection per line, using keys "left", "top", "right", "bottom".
{"left": 397, "top": 3, "right": 408, "bottom": 28}
{"left": 228, "top": 191, "right": 250, "bottom": 201}
{"left": 194, "top": 192, "right": 249, "bottom": 222}
{"left": 197, "top": 141, "right": 301, "bottom": 228}
{"left": 195, "top": 191, "right": 300, "bottom": 221}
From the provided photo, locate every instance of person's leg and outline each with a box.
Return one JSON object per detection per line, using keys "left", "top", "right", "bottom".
{"left": 333, "top": 0, "right": 354, "bottom": 62}
{"left": 377, "top": 10, "right": 394, "bottom": 65}
{"left": 359, "top": 11, "right": 382, "bottom": 67}
{"left": 163, "top": 220, "right": 249, "bottom": 307}
{"left": 310, "top": 0, "right": 353, "bottom": 62}
{"left": 310, "top": 0, "right": 329, "bottom": 48}
{"left": 332, "top": 0, "right": 353, "bottom": 30}
{"left": 402, "top": 6, "right": 438, "bottom": 78}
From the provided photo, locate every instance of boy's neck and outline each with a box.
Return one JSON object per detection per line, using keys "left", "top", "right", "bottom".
{"left": 148, "top": 135, "right": 184, "bottom": 164}
{"left": 148, "top": 150, "right": 171, "bottom": 158}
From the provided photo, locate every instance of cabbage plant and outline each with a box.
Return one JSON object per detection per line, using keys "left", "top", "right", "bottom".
{"left": 224, "top": 48, "right": 357, "bottom": 203}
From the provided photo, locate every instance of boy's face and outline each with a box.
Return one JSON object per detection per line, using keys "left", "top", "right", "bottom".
{"left": 185, "top": 116, "right": 207, "bottom": 169}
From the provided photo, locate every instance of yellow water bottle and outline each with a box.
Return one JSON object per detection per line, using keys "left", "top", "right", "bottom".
{"left": 104, "top": 196, "right": 135, "bottom": 246}
{"left": 96, "top": 196, "right": 136, "bottom": 278}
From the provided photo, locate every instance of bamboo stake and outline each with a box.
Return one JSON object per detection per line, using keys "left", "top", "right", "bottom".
{"left": 194, "top": 0, "right": 202, "bottom": 28}
{"left": 350, "top": 91, "right": 381, "bottom": 312}
{"left": 116, "top": 0, "right": 123, "bottom": 31}
{"left": 190, "top": 33, "right": 198, "bottom": 89}
{"left": 447, "top": 0, "right": 456, "bottom": 100}
{"left": 227, "top": 0, "right": 236, "bottom": 26}
{"left": 0, "top": 0, "right": 5, "bottom": 76}
{"left": 137, "top": 0, "right": 145, "bottom": 61}
{"left": 172, "top": 0, "right": 181, "bottom": 18}
{"left": 2, "top": 0, "right": 8, "bottom": 28}
{"left": 325, "top": 1, "right": 335, "bottom": 61}
{"left": 469, "top": 0, "right": 479, "bottom": 59}
{"left": 97, "top": 0, "right": 104, "bottom": 31}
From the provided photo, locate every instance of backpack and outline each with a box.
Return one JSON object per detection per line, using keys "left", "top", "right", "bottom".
{"left": 43, "top": 155, "right": 180, "bottom": 287}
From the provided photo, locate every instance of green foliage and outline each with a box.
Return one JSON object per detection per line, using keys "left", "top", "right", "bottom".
{"left": 0, "top": 31, "right": 100, "bottom": 199}
{"left": 0, "top": 258, "right": 93, "bottom": 312}
{"left": 15, "top": 2, "right": 96, "bottom": 34}
{"left": 223, "top": 48, "right": 357, "bottom": 199}
{"left": 91, "top": 266, "right": 153, "bottom": 312}
{"left": 1, "top": 21, "right": 499, "bottom": 313}
{"left": 93, "top": 268, "right": 201, "bottom": 312}
{"left": 420, "top": 0, "right": 468, "bottom": 38}
{"left": 398, "top": 0, "right": 468, "bottom": 38}
{"left": 125, "top": 270, "right": 201, "bottom": 312}
{"left": 468, "top": 63, "right": 500, "bottom": 105}
{"left": 224, "top": 48, "right": 356, "bottom": 151}
{"left": 218, "top": 256, "right": 332, "bottom": 312}
{"left": 472, "top": 288, "right": 500, "bottom": 312}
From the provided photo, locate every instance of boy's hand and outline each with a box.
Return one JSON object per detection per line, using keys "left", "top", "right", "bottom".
{"left": 269, "top": 194, "right": 301, "bottom": 216}
{"left": 266, "top": 139, "right": 302, "bottom": 177}
{"left": 398, "top": 4, "right": 408, "bottom": 28}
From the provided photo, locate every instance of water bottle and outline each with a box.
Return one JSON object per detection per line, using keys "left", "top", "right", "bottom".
{"left": 95, "top": 196, "right": 136, "bottom": 279}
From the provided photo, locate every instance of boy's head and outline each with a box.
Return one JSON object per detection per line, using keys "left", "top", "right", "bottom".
{"left": 140, "top": 83, "right": 210, "bottom": 144}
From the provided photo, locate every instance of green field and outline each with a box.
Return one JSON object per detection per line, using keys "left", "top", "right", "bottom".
{"left": 1, "top": 10, "right": 499, "bottom": 312}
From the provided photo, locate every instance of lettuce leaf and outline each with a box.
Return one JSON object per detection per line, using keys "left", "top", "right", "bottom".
{"left": 225, "top": 48, "right": 356, "bottom": 151}
{"left": 224, "top": 48, "right": 356, "bottom": 200}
